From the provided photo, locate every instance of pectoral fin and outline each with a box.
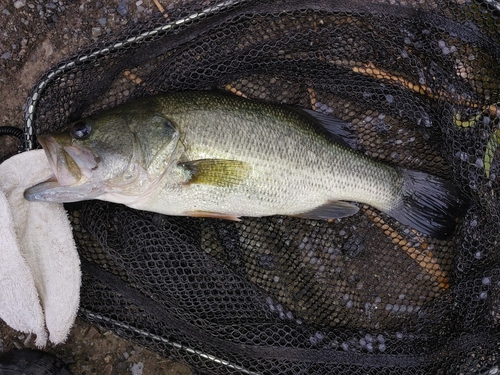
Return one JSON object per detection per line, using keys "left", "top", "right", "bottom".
{"left": 180, "top": 159, "right": 250, "bottom": 187}
{"left": 293, "top": 201, "right": 359, "bottom": 220}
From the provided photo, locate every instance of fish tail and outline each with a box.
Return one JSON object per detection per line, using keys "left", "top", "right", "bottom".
{"left": 386, "top": 169, "right": 466, "bottom": 239}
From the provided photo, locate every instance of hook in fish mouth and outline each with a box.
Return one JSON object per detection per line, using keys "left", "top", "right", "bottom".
{"left": 37, "top": 134, "right": 98, "bottom": 187}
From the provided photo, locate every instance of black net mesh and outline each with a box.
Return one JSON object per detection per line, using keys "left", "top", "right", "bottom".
{"left": 23, "top": 0, "right": 500, "bottom": 373}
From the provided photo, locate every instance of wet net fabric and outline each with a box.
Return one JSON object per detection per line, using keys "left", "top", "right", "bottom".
{"left": 26, "top": 0, "right": 500, "bottom": 373}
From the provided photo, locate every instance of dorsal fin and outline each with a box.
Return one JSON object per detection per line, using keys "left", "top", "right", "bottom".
{"left": 297, "top": 108, "right": 358, "bottom": 150}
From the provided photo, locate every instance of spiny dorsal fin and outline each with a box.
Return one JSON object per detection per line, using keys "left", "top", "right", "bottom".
{"left": 180, "top": 159, "right": 250, "bottom": 187}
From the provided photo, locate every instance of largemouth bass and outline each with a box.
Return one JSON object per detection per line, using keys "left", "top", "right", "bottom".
{"left": 25, "top": 91, "right": 464, "bottom": 238}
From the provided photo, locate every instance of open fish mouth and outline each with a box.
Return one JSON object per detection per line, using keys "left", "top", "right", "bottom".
{"left": 24, "top": 135, "right": 100, "bottom": 203}
{"left": 38, "top": 134, "right": 98, "bottom": 187}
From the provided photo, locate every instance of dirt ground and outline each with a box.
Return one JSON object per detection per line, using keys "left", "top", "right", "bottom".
{"left": 0, "top": 0, "right": 192, "bottom": 373}
{"left": 0, "top": 318, "right": 192, "bottom": 375}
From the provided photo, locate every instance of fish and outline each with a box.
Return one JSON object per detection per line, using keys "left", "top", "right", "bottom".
{"left": 25, "top": 90, "right": 465, "bottom": 239}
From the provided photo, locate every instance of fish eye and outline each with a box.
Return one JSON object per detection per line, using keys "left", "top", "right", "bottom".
{"left": 71, "top": 120, "right": 92, "bottom": 140}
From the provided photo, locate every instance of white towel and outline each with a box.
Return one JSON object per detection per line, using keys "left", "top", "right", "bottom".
{"left": 0, "top": 149, "right": 80, "bottom": 347}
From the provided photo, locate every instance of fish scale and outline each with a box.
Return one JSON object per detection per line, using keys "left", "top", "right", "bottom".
{"left": 25, "top": 91, "right": 464, "bottom": 238}
{"left": 147, "top": 92, "right": 400, "bottom": 217}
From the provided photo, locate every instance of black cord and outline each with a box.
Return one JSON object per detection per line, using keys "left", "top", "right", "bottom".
{"left": 0, "top": 126, "right": 24, "bottom": 143}
{"left": 0, "top": 127, "right": 25, "bottom": 163}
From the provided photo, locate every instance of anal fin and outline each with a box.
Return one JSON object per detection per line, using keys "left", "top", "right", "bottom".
{"left": 292, "top": 200, "right": 359, "bottom": 220}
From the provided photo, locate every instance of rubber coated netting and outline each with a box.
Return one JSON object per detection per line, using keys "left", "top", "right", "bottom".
{"left": 23, "top": 0, "right": 500, "bottom": 373}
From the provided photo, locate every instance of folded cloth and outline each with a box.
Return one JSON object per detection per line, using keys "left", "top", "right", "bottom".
{"left": 0, "top": 149, "right": 80, "bottom": 347}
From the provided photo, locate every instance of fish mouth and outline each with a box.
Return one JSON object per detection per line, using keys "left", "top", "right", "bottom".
{"left": 38, "top": 134, "right": 98, "bottom": 186}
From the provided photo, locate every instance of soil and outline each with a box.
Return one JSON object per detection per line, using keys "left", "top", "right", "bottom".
{"left": 0, "top": 318, "right": 192, "bottom": 375}
{"left": 0, "top": 0, "right": 192, "bottom": 374}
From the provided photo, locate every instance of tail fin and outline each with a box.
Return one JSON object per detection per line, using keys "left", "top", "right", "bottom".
{"left": 387, "top": 169, "right": 466, "bottom": 239}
